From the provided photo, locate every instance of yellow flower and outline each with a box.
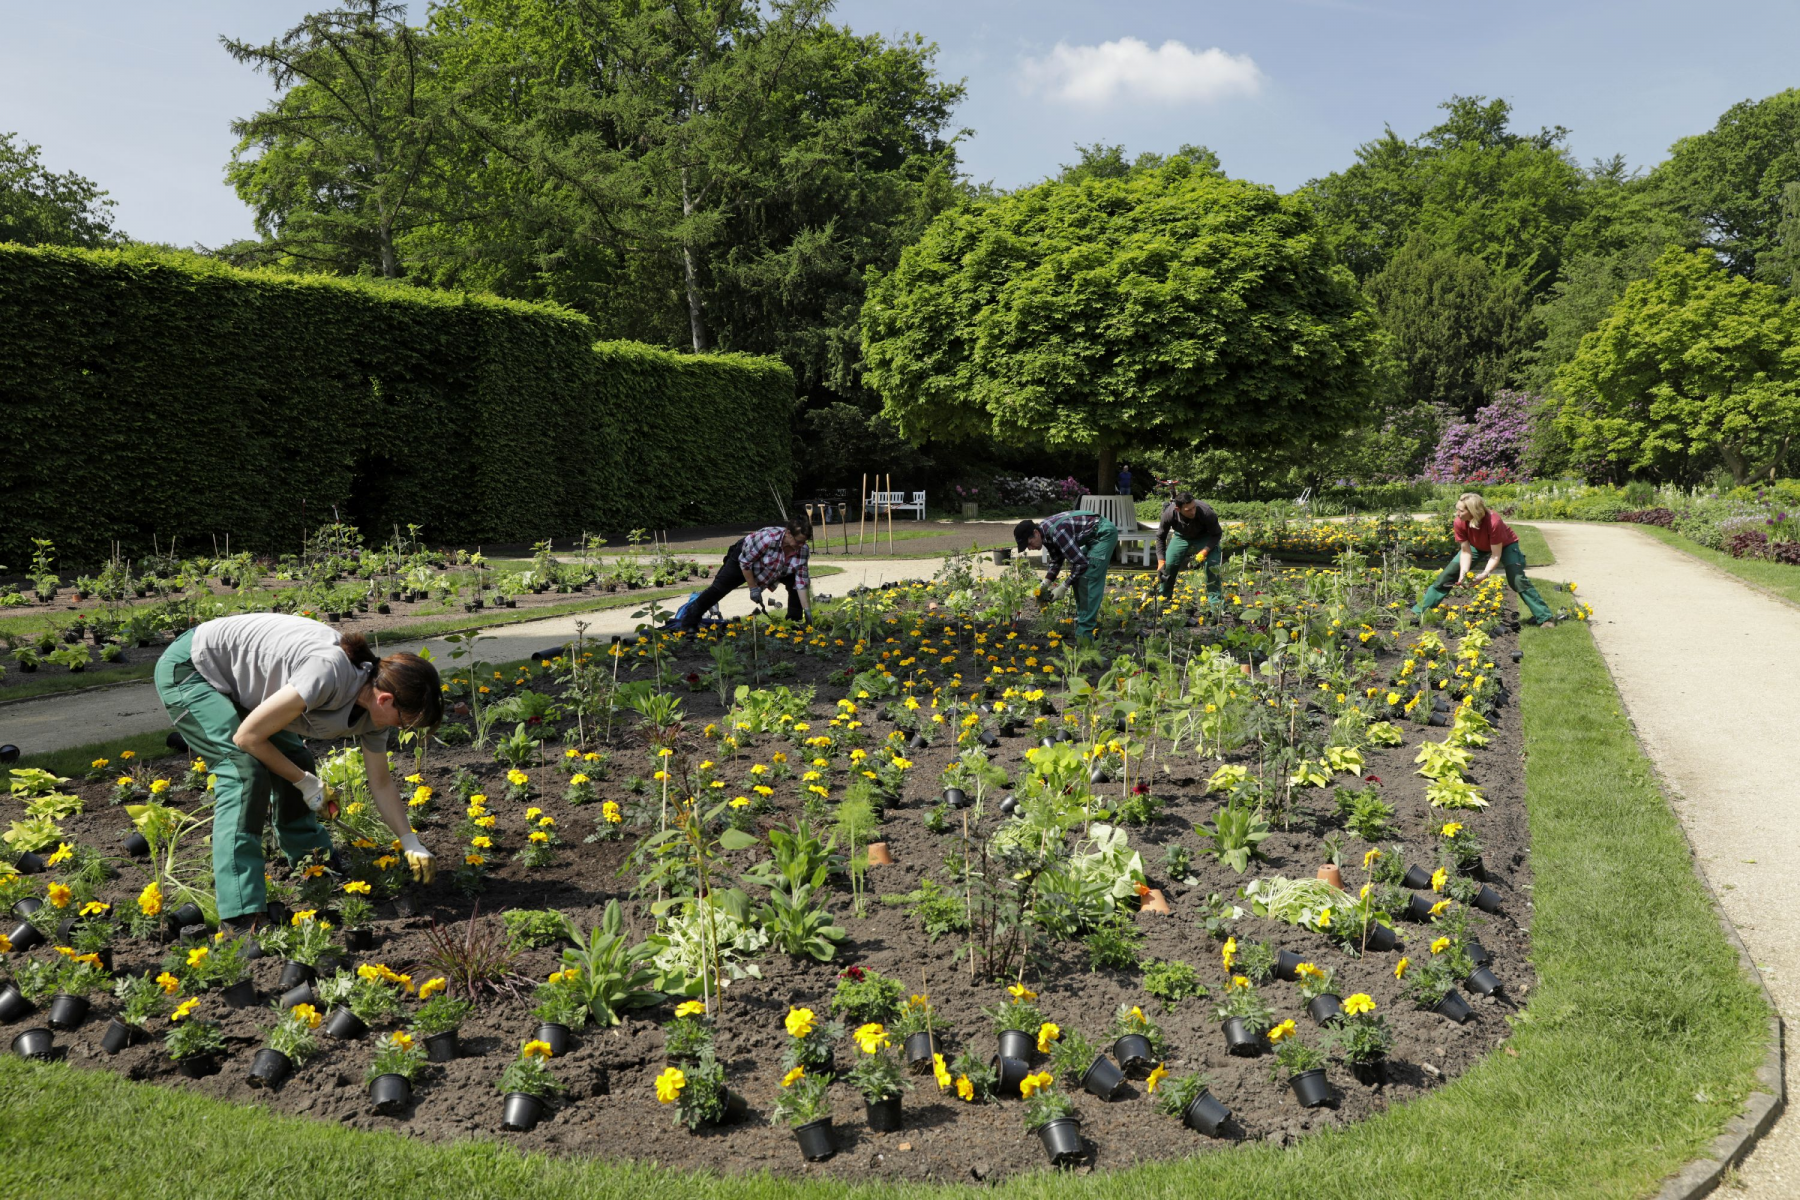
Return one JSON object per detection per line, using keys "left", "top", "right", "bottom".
{"left": 291, "top": 909, "right": 318, "bottom": 926}
{"left": 418, "top": 978, "right": 447, "bottom": 1000}
{"left": 1394, "top": 956, "right": 1411, "bottom": 980}
{"left": 529, "top": 831, "right": 549, "bottom": 844}
{"left": 1036, "top": 1022, "right": 1060, "bottom": 1053}
{"left": 171, "top": 997, "right": 199, "bottom": 1022}
{"left": 1342, "top": 993, "right": 1376, "bottom": 1017}
{"left": 291, "top": 1002, "right": 322, "bottom": 1028}
{"left": 1431, "top": 867, "right": 1448, "bottom": 893}
{"left": 1317, "top": 905, "right": 1333, "bottom": 929}
{"left": 149, "top": 779, "right": 170, "bottom": 795}
{"left": 46, "top": 843, "right": 72, "bottom": 867}
{"left": 391, "top": 1031, "right": 414, "bottom": 1051}
{"left": 45, "top": 882, "right": 72, "bottom": 908}
{"left": 1430, "top": 899, "right": 1451, "bottom": 917}
{"left": 1146, "top": 1063, "right": 1169, "bottom": 1093}
{"left": 507, "top": 769, "right": 529, "bottom": 787}
{"left": 932, "top": 1053, "right": 952, "bottom": 1089}
{"left": 781, "top": 1066, "right": 806, "bottom": 1088}
{"left": 522, "top": 1039, "right": 554, "bottom": 1060}
{"left": 186, "top": 946, "right": 209, "bottom": 967}
{"left": 785, "top": 1007, "right": 817, "bottom": 1038}
{"left": 675, "top": 1000, "right": 706, "bottom": 1018}
{"left": 1007, "top": 983, "right": 1036, "bottom": 1002}
{"left": 602, "top": 801, "right": 623, "bottom": 824}
{"left": 475, "top": 816, "right": 496, "bottom": 828}
{"left": 569, "top": 773, "right": 590, "bottom": 786}
{"left": 956, "top": 1075, "right": 975, "bottom": 1102}
{"left": 155, "top": 970, "right": 181, "bottom": 995}
{"left": 120, "top": 751, "right": 135, "bottom": 760}
{"left": 90, "top": 758, "right": 110, "bottom": 770}
{"left": 854, "top": 1023, "right": 889, "bottom": 1054}
{"left": 1019, "top": 1070, "right": 1054, "bottom": 1099}
{"left": 343, "top": 880, "right": 372, "bottom": 895}
{"left": 1229, "top": 974, "right": 1250, "bottom": 990}
{"left": 1267, "top": 1018, "right": 1297, "bottom": 1044}
{"left": 1440, "top": 822, "right": 1464, "bottom": 838}
{"left": 465, "top": 854, "right": 485, "bottom": 866}
{"left": 1431, "top": 936, "right": 1451, "bottom": 955}
{"left": 1221, "top": 936, "right": 1237, "bottom": 970}
{"left": 1363, "top": 847, "right": 1382, "bottom": 869}
{"left": 1295, "top": 962, "right": 1323, "bottom": 982}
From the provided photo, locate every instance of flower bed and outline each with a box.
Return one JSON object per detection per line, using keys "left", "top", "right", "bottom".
{"left": 0, "top": 558, "right": 1558, "bottom": 1181}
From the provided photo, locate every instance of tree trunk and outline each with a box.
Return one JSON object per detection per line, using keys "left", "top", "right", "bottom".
{"left": 1095, "top": 444, "right": 1116, "bottom": 496}
{"left": 1720, "top": 444, "right": 1749, "bottom": 487}
{"left": 681, "top": 167, "right": 710, "bottom": 353}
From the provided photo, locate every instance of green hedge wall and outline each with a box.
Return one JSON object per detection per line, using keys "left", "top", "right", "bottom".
{"left": 0, "top": 244, "right": 793, "bottom": 567}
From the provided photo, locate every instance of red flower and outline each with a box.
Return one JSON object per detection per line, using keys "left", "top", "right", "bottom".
{"left": 1365, "top": 775, "right": 1382, "bottom": 783}
{"left": 1131, "top": 783, "right": 1149, "bottom": 795}
{"left": 839, "top": 966, "right": 864, "bottom": 981}
{"left": 686, "top": 672, "right": 700, "bottom": 683}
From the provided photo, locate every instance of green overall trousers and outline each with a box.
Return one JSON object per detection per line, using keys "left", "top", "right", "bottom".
{"left": 1413, "top": 541, "right": 1553, "bottom": 624}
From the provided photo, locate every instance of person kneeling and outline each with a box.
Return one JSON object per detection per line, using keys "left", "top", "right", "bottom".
{"left": 679, "top": 517, "right": 815, "bottom": 630}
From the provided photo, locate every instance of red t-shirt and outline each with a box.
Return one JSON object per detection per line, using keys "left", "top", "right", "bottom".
{"left": 1452, "top": 512, "right": 1517, "bottom": 553}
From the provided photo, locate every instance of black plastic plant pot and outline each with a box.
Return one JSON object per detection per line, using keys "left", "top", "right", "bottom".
{"left": 991, "top": 1053, "right": 1030, "bottom": 1096}
{"left": 535, "top": 1022, "right": 571, "bottom": 1057}
{"left": 369, "top": 1072, "right": 412, "bottom": 1115}
{"left": 1467, "top": 939, "right": 1492, "bottom": 967}
{"left": 1111, "top": 1034, "right": 1155, "bottom": 1076}
{"left": 100, "top": 1017, "right": 141, "bottom": 1054}
{"left": 1464, "top": 966, "right": 1503, "bottom": 997}
{"left": 1183, "top": 1090, "right": 1230, "bottom": 1136}
{"left": 1036, "top": 1117, "right": 1084, "bottom": 1167}
{"left": 176, "top": 1052, "right": 219, "bottom": 1079}
{"left": 501, "top": 1091, "right": 545, "bottom": 1132}
{"left": 1511, "top": 650, "right": 1523, "bottom": 663}
{"left": 1363, "top": 923, "right": 1400, "bottom": 953}
{"left": 942, "top": 787, "right": 967, "bottom": 809}
{"left": 1406, "top": 893, "right": 1437, "bottom": 922}
{"left": 1222, "top": 1017, "right": 1262, "bottom": 1056}
{"left": 278, "top": 961, "right": 315, "bottom": 991}
{"left": 1307, "top": 994, "right": 1345, "bottom": 1026}
{"left": 1290, "top": 1068, "right": 1331, "bottom": 1108}
{"left": 902, "top": 1030, "right": 939, "bottom": 1072}
{"left": 248, "top": 1048, "right": 292, "bottom": 1088}
{"left": 996, "top": 1028, "right": 1034, "bottom": 1061}
{"left": 794, "top": 1117, "right": 837, "bottom": 1161}
{"left": 1273, "top": 950, "right": 1305, "bottom": 982}
{"left": 1474, "top": 885, "right": 1503, "bottom": 914}
{"left": 1401, "top": 864, "right": 1431, "bottom": 890}
{"left": 6, "top": 921, "right": 43, "bottom": 954}
{"left": 907, "top": 733, "right": 928, "bottom": 750}
{"left": 170, "top": 901, "right": 205, "bottom": 928}
{"left": 1039, "top": 737, "right": 1057, "bottom": 750}
{"left": 277, "top": 983, "right": 317, "bottom": 1011}
{"left": 1433, "top": 991, "right": 1475, "bottom": 1024}
{"left": 241, "top": 940, "right": 265, "bottom": 963}
{"left": 0, "top": 745, "right": 17, "bottom": 766}
{"left": 46, "top": 994, "right": 88, "bottom": 1030}
{"left": 1088, "top": 765, "right": 1107, "bottom": 785}
{"left": 12, "top": 897, "right": 42, "bottom": 919}
{"left": 998, "top": 795, "right": 1019, "bottom": 816}
{"left": 723, "top": 1089, "right": 749, "bottom": 1124}
{"left": 346, "top": 927, "right": 374, "bottom": 952}
{"left": 977, "top": 731, "right": 999, "bottom": 749}
{"left": 11, "top": 1028, "right": 54, "bottom": 1060}
{"left": 1351, "top": 1056, "right": 1386, "bottom": 1086}
{"left": 1080, "top": 1054, "right": 1126, "bottom": 1100}
{"left": 220, "top": 978, "right": 258, "bottom": 1009}
{"left": 0, "top": 985, "right": 33, "bottom": 1023}
{"left": 1427, "top": 712, "right": 1450, "bottom": 727}
{"left": 324, "top": 1006, "right": 369, "bottom": 1040}
{"left": 14, "top": 852, "right": 45, "bottom": 875}
{"left": 424, "top": 1030, "right": 460, "bottom": 1063}
{"left": 866, "top": 1094, "right": 903, "bottom": 1132}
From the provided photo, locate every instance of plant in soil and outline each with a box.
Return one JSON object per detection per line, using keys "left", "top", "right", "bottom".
{"left": 1403, "top": 954, "right": 1462, "bottom": 1008}
{"left": 555, "top": 899, "right": 660, "bottom": 1024}
{"left": 844, "top": 1023, "right": 909, "bottom": 1103}
{"left": 422, "top": 910, "right": 526, "bottom": 1001}
{"left": 1196, "top": 800, "right": 1270, "bottom": 873}
{"left": 530, "top": 970, "right": 590, "bottom": 1029}
{"left": 830, "top": 965, "right": 904, "bottom": 1025}
{"left": 164, "top": 1007, "right": 224, "bottom": 1062}
{"left": 889, "top": 991, "right": 937, "bottom": 1040}
{"left": 1141, "top": 958, "right": 1208, "bottom": 1011}
{"left": 364, "top": 1030, "right": 427, "bottom": 1086}
{"left": 1295, "top": 961, "right": 1339, "bottom": 1001}
{"left": 948, "top": 1048, "right": 997, "bottom": 1103}
{"left": 408, "top": 988, "right": 472, "bottom": 1039}
{"left": 1328, "top": 993, "right": 1395, "bottom": 1066}
{"left": 1110, "top": 1003, "right": 1169, "bottom": 1056}
{"left": 1233, "top": 939, "right": 1279, "bottom": 984}
{"left": 657, "top": 1046, "right": 730, "bottom": 1130}
{"left": 52, "top": 953, "right": 109, "bottom": 999}
{"left": 780, "top": 1006, "right": 842, "bottom": 1072}
{"left": 1336, "top": 786, "right": 1395, "bottom": 842}
{"left": 1020, "top": 1077, "right": 1076, "bottom": 1131}
{"left": 1269, "top": 1029, "right": 1328, "bottom": 1080}
{"left": 1213, "top": 979, "right": 1275, "bottom": 1037}
{"left": 1046, "top": 1026, "right": 1103, "bottom": 1081}
{"left": 497, "top": 1040, "right": 565, "bottom": 1099}
{"left": 266, "top": 1003, "right": 324, "bottom": 1065}
{"left": 1154, "top": 1069, "right": 1213, "bottom": 1119}
{"left": 983, "top": 985, "right": 1045, "bottom": 1038}
{"left": 317, "top": 966, "right": 404, "bottom": 1026}
{"left": 112, "top": 972, "right": 168, "bottom": 1030}
{"left": 769, "top": 1066, "right": 834, "bottom": 1129}
{"left": 661, "top": 1001, "right": 714, "bottom": 1062}
{"left": 502, "top": 908, "right": 571, "bottom": 950}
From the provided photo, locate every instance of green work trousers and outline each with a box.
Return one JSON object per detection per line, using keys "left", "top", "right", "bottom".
{"left": 1158, "top": 531, "right": 1224, "bottom": 603}
{"left": 1070, "top": 518, "right": 1120, "bottom": 642}
{"left": 153, "top": 629, "right": 331, "bottom": 922}
{"left": 1414, "top": 542, "right": 1554, "bottom": 624}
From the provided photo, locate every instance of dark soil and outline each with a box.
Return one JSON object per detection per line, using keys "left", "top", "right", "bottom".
{"left": 9, "top": 582, "right": 1532, "bottom": 1184}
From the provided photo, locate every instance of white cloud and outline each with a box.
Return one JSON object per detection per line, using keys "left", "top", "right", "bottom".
{"left": 1020, "top": 37, "right": 1266, "bottom": 105}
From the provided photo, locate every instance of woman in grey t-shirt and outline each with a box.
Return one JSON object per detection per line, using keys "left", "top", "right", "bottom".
{"left": 153, "top": 613, "right": 442, "bottom": 930}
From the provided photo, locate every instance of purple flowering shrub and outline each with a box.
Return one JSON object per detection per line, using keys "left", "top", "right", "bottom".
{"left": 1615, "top": 508, "right": 1675, "bottom": 528}
{"left": 1424, "top": 391, "right": 1536, "bottom": 483}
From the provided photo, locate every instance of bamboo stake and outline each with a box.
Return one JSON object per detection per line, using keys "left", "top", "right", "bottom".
{"left": 859, "top": 472, "right": 868, "bottom": 554}
{"left": 886, "top": 473, "right": 895, "bottom": 554}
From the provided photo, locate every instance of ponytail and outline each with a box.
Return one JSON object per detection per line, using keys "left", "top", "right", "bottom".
{"left": 341, "top": 635, "right": 443, "bottom": 729}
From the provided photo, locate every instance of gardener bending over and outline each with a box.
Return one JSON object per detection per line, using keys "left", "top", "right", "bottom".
{"left": 1156, "top": 491, "right": 1224, "bottom": 606}
{"left": 152, "top": 613, "right": 442, "bottom": 933}
{"left": 679, "top": 515, "right": 814, "bottom": 631}
{"left": 1015, "top": 510, "right": 1119, "bottom": 642}
{"left": 1412, "top": 492, "right": 1556, "bottom": 626}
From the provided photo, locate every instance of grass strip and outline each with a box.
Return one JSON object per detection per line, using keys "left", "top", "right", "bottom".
{"left": 1512, "top": 523, "right": 1554, "bottom": 567}
{"left": 0, "top": 661, "right": 157, "bottom": 705}
{"left": 1623, "top": 523, "right": 1800, "bottom": 609}
{"left": 0, "top": 621, "right": 1771, "bottom": 1199}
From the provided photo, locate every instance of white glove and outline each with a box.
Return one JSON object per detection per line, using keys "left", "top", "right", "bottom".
{"left": 399, "top": 832, "right": 435, "bottom": 884}
{"left": 296, "top": 773, "right": 338, "bottom": 818}
{"left": 1051, "top": 579, "right": 1071, "bottom": 602}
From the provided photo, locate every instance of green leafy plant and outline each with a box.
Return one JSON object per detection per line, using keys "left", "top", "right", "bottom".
{"left": 1213, "top": 982, "right": 1274, "bottom": 1037}
{"left": 880, "top": 879, "right": 970, "bottom": 940}
{"left": 755, "top": 882, "right": 846, "bottom": 961}
{"left": 1021, "top": 1082, "right": 1077, "bottom": 1132}
{"left": 780, "top": 1009, "right": 844, "bottom": 1072}
{"left": 1154, "top": 1070, "right": 1212, "bottom": 1118}
{"left": 112, "top": 973, "right": 168, "bottom": 1029}
{"left": 496, "top": 1043, "right": 565, "bottom": 1099}
{"left": 843, "top": 1025, "right": 909, "bottom": 1103}
{"left": 364, "top": 1030, "right": 428, "bottom": 1085}
{"left": 983, "top": 989, "right": 1045, "bottom": 1036}
{"left": 767, "top": 1068, "right": 833, "bottom": 1127}
{"left": 666, "top": 1046, "right": 730, "bottom": 1130}
{"left": 830, "top": 966, "right": 904, "bottom": 1024}
{"left": 1271, "top": 1033, "right": 1327, "bottom": 1079}
{"left": 557, "top": 899, "right": 662, "bottom": 1024}
{"left": 1109, "top": 1003, "right": 1168, "bottom": 1055}
{"left": 1234, "top": 939, "right": 1279, "bottom": 984}
{"left": 1141, "top": 959, "right": 1208, "bottom": 1010}
{"left": 663, "top": 1011, "right": 714, "bottom": 1062}
{"left": 1336, "top": 786, "right": 1395, "bottom": 841}
{"left": 1084, "top": 909, "right": 1143, "bottom": 971}
{"left": 165, "top": 1015, "right": 225, "bottom": 1062}
{"left": 410, "top": 992, "right": 473, "bottom": 1038}
{"left": 266, "top": 1005, "right": 323, "bottom": 1064}
{"left": 1197, "top": 802, "right": 1270, "bottom": 873}
{"left": 1047, "top": 1027, "right": 1101, "bottom": 1081}
{"left": 948, "top": 1048, "right": 997, "bottom": 1103}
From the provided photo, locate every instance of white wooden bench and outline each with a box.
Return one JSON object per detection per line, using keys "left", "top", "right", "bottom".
{"left": 1115, "top": 531, "right": 1159, "bottom": 568}
{"left": 868, "top": 490, "right": 927, "bottom": 520}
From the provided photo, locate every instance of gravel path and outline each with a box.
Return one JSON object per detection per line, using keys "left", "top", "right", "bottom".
{"left": 0, "top": 555, "right": 988, "bottom": 755}
{"left": 1533, "top": 520, "right": 1794, "bottom": 1194}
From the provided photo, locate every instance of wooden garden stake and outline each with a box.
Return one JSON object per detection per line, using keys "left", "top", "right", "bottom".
{"left": 859, "top": 472, "right": 868, "bottom": 554}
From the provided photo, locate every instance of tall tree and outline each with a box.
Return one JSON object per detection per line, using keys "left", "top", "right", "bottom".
{"left": 861, "top": 157, "right": 1386, "bottom": 490}
{"left": 0, "top": 132, "right": 118, "bottom": 247}
{"left": 223, "top": 2, "right": 450, "bottom": 277}
{"left": 1556, "top": 248, "right": 1800, "bottom": 485}
{"left": 1652, "top": 89, "right": 1800, "bottom": 282}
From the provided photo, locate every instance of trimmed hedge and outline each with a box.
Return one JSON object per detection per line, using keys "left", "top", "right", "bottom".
{"left": 0, "top": 244, "right": 793, "bottom": 567}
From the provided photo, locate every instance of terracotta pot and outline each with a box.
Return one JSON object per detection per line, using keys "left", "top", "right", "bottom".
{"left": 865, "top": 842, "right": 894, "bottom": 866}
{"left": 1316, "top": 863, "right": 1345, "bottom": 889}
{"left": 1137, "top": 888, "right": 1171, "bottom": 915}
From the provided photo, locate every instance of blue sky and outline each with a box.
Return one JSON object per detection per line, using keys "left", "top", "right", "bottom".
{"left": 4, "top": 0, "right": 1798, "bottom": 247}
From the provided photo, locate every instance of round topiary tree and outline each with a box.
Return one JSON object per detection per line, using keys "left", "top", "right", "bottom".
{"left": 859, "top": 157, "right": 1387, "bottom": 492}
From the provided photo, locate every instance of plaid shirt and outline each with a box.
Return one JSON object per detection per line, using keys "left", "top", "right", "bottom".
{"left": 1039, "top": 510, "right": 1102, "bottom": 582}
{"left": 739, "top": 526, "right": 811, "bottom": 591}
